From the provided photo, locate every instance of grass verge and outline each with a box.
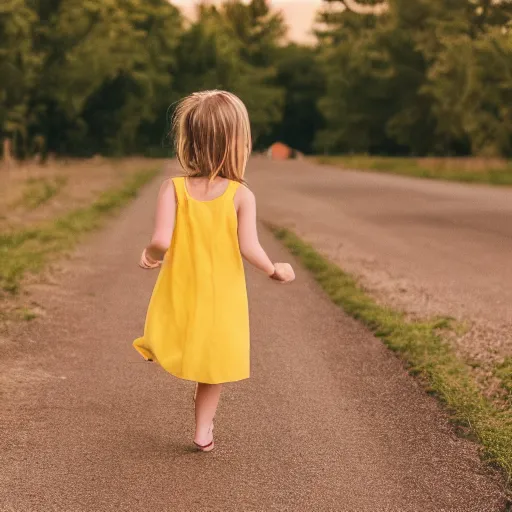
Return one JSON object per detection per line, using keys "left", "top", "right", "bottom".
{"left": 1, "top": 168, "right": 158, "bottom": 294}
{"left": 316, "top": 156, "right": 512, "bottom": 186}
{"left": 19, "top": 176, "right": 68, "bottom": 209}
{"left": 495, "top": 359, "right": 512, "bottom": 398}
{"left": 272, "top": 226, "right": 512, "bottom": 483}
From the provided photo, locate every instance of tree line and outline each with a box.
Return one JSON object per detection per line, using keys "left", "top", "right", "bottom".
{"left": 1, "top": 0, "right": 512, "bottom": 159}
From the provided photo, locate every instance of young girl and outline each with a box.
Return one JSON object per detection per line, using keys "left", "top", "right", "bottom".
{"left": 133, "top": 90, "right": 295, "bottom": 452}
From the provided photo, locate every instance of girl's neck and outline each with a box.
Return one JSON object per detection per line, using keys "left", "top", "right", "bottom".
{"left": 185, "top": 176, "right": 229, "bottom": 202}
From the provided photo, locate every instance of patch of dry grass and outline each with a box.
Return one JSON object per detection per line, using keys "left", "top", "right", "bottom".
{"left": 1, "top": 157, "right": 166, "bottom": 231}
{"left": 16, "top": 176, "right": 68, "bottom": 210}
{"left": 0, "top": 158, "right": 163, "bottom": 326}
{"left": 1, "top": 167, "right": 158, "bottom": 295}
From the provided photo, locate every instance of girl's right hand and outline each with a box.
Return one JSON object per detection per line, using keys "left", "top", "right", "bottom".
{"left": 270, "top": 263, "right": 295, "bottom": 283}
{"left": 139, "top": 248, "right": 161, "bottom": 269}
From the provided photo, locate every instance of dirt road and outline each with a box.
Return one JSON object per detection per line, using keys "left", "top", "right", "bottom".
{"left": 249, "top": 158, "right": 512, "bottom": 364}
{"left": 1, "top": 169, "right": 507, "bottom": 511}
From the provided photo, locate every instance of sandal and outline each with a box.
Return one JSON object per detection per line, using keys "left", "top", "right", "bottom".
{"left": 194, "top": 438, "right": 214, "bottom": 452}
{"left": 194, "top": 425, "right": 214, "bottom": 452}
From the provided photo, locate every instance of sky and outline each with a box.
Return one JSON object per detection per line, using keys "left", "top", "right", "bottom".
{"left": 172, "top": 0, "right": 323, "bottom": 43}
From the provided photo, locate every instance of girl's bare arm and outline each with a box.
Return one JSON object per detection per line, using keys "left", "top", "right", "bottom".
{"left": 236, "top": 186, "right": 274, "bottom": 275}
{"left": 235, "top": 186, "right": 295, "bottom": 282}
{"left": 140, "top": 180, "right": 176, "bottom": 267}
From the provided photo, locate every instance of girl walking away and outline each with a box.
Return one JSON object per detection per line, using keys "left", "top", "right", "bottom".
{"left": 133, "top": 90, "right": 295, "bottom": 452}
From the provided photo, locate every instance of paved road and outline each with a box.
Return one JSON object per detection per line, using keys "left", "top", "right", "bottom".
{"left": 1, "top": 170, "right": 506, "bottom": 511}
{"left": 249, "top": 158, "right": 512, "bottom": 325}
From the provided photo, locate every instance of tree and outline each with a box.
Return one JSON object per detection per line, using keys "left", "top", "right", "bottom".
{"left": 315, "top": 0, "right": 512, "bottom": 156}
{"left": 83, "top": 0, "right": 183, "bottom": 154}
{"left": 173, "top": 1, "right": 286, "bottom": 147}
{"left": 266, "top": 44, "right": 325, "bottom": 153}
{"left": 4, "top": 0, "right": 510, "bottom": 159}
{"left": 222, "top": 0, "right": 287, "bottom": 146}
{"left": 222, "top": 0, "right": 287, "bottom": 67}
{"left": 24, "top": 0, "right": 182, "bottom": 155}
{"left": 315, "top": 1, "right": 397, "bottom": 153}
{"left": 0, "top": 0, "right": 41, "bottom": 157}
{"left": 424, "top": 28, "right": 512, "bottom": 156}
{"left": 415, "top": 0, "right": 512, "bottom": 155}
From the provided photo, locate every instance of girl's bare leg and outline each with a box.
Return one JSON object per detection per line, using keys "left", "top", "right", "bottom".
{"left": 194, "top": 383, "right": 222, "bottom": 446}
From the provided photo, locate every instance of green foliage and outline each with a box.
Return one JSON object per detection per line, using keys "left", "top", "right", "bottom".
{"left": 0, "top": 0, "right": 42, "bottom": 154}
{"left": 495, "top": 358, "right": 512, "bottom": 398}
{"left": 37, "top": 0, "right": 183, "bottom": 155}
{"left": 315, "top": 0, "right": 512, "bottom": 157}
{"left": 272, "top": 225, "right": 512, "bottom": 481}
{"left": 2, "top": 0, "right": 512, "bottom": 158}
{"left": 263, "top": 44, "right": 325, "bottom": 153}
{"left": 173, "top": 1, "right": 286, "bottom": 147}
{"left": 223, "top": 0, "right": 286, "bottom": 67}
{"left": 1, "top": 0, "right": 183, "bottom": 157}
{"left": 424, "top": 29, "right": 512, "bottom": 156}
{"left": 0, "top": 0, "right": 292, "bottom": 155}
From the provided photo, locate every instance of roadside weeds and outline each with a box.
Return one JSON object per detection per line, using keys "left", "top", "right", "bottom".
{"left": 272, "top": 226, "right": 512, "bottom": 489}
{"left": 316, "top": 156, "right": 512, "bottom": 186}
{"left": 1, "top": 168, "right": 158, "bottom": 297}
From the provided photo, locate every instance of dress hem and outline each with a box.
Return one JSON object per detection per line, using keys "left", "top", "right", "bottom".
{"left": 132, "top": 341, "right": 249, "bottom": 385}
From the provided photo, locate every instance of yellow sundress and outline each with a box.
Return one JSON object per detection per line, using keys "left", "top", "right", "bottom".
{"left": 133, "top": 177, "right": 250, "bottom": 384}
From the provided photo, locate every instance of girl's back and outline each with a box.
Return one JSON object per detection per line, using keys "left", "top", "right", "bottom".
{"left": 133, "top": 175, "right": 249, "bottom": 384}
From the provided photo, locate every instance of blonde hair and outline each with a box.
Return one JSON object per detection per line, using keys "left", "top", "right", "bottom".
{"left": 172, "top": 90, "right": 252, "bottom": 183}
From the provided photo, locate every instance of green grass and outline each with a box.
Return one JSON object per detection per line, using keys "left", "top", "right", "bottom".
{"left": 495, "top": 358, "right": 512, "bottom": 398}
{"left": 0, "top": 169, "right": 158, "bottom": 294}
{"left": 272, "top": 226, "right": 512, "bottom": 482}
{"left": 317, "top": 156, "right": 512, "bottom": 186}
{"left": 19, "top": 176, "right": 68, "bottom": 209}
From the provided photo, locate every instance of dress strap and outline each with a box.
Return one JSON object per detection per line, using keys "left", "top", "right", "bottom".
{"left": 171, "top": 177, "right": 186, "bottom": 204}
{"left": 226, "top": 180, "right": 241, "bottom": 201}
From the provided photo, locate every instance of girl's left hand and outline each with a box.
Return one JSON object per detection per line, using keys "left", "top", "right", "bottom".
{"left": 139, "top": 248, "right": 161, "bottom": 269}
{"left": 271, "top": 262, "right": 295, "bottom": 283}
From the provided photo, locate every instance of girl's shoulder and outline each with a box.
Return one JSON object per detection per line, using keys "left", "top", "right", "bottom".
{"left": 157, "top": 178, "right": 178, "bottom": 201}
{"left": 160, "top": 177, "right": 176, "bottom": 189}
{"left": 234, "top": 182, "right": 252, "bottom": 198}
{"left": 234, "top": 182, "right": 255, "bottom": 211}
